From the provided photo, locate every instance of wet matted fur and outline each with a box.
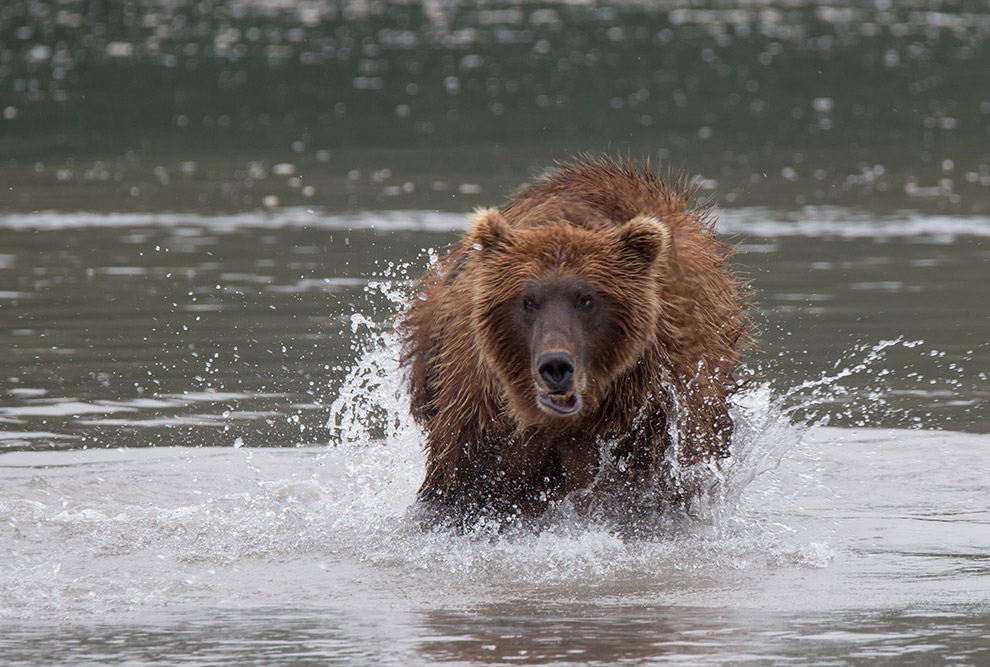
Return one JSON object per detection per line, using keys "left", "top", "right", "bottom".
{"left": 399, "top": 156, "right": 752, "bottom": 524}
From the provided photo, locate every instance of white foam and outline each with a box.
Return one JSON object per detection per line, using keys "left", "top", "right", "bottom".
{"left": 2, "top": 207, "right": 987, "bottom": 241}
{"left": 0, "top": 400, "right": 137, "bottom": 417}
{"left": 0, "top": 209, "right": 465, "bottom": 233}
{"left": 716, "top": 206, "right": 990, "bottom": 241}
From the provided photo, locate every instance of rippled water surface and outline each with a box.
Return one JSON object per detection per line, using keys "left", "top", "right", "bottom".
{"left": 4, "top": 0, "right": 990, "bottom": 214}
{"left": 2, "top": 0, "right": 990, "bottom": 663}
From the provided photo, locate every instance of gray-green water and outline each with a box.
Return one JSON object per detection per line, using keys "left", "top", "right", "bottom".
{"left": 4, "top": 0, "right": 990, "bottom": 215}
{"left": 2, "top": 1, "right": 990, "bottom": 665}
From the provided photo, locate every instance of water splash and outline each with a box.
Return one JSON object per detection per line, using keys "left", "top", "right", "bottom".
{"left": 315, "top": 324, "right": 977, "bottom": 587}
{"left": 326, "top": 276, "right": 416, "bottom": 447}
{"left": 9, "top": 286, "right": 962, "bottom": 620}
{"left": 774, "top": 336, "right": 941, "bottom": 429}
{"left": 0, "top": 345, "right": 935, "bottom": 625}
{"left": 308, "top": 274, "right": 840, "bottom": 585}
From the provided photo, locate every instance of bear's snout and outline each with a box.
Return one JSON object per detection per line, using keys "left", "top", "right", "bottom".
{"left": 535, "top": 351, "right": 582, "bottom": 415}
{"left": 537, "top": 351, "right": 575, "bottom": 392}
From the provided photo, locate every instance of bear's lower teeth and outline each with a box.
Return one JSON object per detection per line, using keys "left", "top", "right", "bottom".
{"left": 539, "top": 392, "right": 580, "bottom": 414}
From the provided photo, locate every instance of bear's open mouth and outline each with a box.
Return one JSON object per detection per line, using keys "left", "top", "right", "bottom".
{"left": 537, "top": 391, "right": 582, "bottom": 415}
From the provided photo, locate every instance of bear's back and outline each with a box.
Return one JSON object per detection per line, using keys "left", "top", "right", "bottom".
{"left": 500, "top": 157, "right": 704, "bottom": 235}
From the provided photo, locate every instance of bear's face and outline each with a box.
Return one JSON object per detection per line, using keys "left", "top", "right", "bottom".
{"left": 468, "top": 209, "right": 670, "bottom": 429}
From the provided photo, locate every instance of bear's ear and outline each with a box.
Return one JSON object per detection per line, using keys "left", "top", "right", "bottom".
{"left": 467, "top": 207, "right": 514, "bottom": 252}
{"left": 618, "top": 214, "right": 671, "bottom": 264}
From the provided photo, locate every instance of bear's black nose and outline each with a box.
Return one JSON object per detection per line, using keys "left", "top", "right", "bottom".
{"left": 537, "top": 352, "right": 575, "bottom": 392}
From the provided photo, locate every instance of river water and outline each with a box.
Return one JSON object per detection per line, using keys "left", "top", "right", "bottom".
{"left": 2, "top": 0, "right": 990, "bottom": 664}
{"left": 1, "top": 209, "right": 988, "bottom": 664}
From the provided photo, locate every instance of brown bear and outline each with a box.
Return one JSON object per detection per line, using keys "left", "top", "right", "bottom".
{"left": 400, "top": 156, "right": 751, "bottom": 525}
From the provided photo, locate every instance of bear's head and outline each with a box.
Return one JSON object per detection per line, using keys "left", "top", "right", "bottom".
{"left": 467, "top": 208, "right": 671, "bottom": 430}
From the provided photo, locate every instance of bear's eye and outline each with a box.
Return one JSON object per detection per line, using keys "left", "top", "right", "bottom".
{"left": 522, "top": 297, "right": 538, "bottom": 312}
{"left": 576, "top": 295, "right": 594, "bottom": 310}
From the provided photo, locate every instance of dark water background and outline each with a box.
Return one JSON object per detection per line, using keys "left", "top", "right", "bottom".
{"left": 2, "top": 2, "right": 990, "bottom": 665}
{"left": 2, "top": 0, "right": 990, "bottom": 214}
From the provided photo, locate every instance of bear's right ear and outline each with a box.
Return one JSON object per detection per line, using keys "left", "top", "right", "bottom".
{"left": 467, "top": 207, "right": 514, "bottom": 252}
{"left": 618, "top": 214, "right": 671, "bottom": 264}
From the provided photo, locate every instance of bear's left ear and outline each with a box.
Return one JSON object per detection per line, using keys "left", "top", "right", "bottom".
{"left": 467, "top": 207, "right": 514, "bottom": 252}
{"left": 618, "top": 214, "right": 671, "bottom": 264}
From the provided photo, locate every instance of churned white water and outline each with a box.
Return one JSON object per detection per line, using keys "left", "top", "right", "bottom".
{"left": 3, "top": 333, "right": 988, "bottom": 652}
